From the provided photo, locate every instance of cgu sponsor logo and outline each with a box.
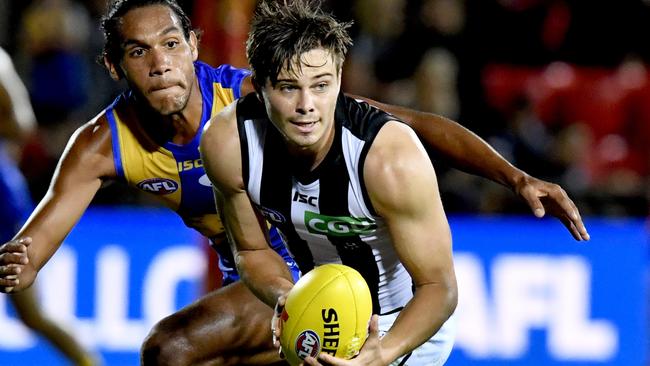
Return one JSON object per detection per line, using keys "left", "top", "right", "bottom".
{"left": 304, "top": 211, "right": 377, "bottom": 237}
{"left": 295, "top": 330, "right": 320, "bottom": 360}
{"left": 136, "top": 178, "right": 179, "bottom": 195}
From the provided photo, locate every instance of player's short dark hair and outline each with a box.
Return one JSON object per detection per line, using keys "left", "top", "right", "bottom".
{"left": 246, "top": 0, "right": 353, "bottom": 88}
{"left": 98, "top": 0, "right": 195, "bottom": 69}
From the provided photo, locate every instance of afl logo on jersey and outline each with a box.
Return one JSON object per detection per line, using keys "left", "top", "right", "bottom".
{"left": 295, "top": 330, "right": 320, "bottom": 360}
{"left": 256, "top": 205, "right": 286, "bottom": 223}
{"left": 136, "top": 178, "right": 179, "bottom": 195}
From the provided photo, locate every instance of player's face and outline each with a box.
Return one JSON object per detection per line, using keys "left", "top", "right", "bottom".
{"left": 260, "top": 48, "right": 342, "bottom": 154}
{"left": 116, "top": 5, "right": 198, "bottom": 116}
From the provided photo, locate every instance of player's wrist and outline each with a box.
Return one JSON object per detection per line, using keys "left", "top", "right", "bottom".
{"left": 505, "top": 167, "right": 530, "bottom": 193}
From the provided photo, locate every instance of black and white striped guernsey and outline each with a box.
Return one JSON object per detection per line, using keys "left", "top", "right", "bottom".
{"left": 236, "top": 92, "right": 414, "bottom": 315}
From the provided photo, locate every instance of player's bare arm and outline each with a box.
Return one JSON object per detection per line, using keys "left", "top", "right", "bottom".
{"left": 352, "top": 95, "right": 589, "bottom": 241}
{"left": 200, "top": 104, "right": 294, "bottom": 308}
{"left": 330, "top": 121, "right": 456, "bottom": 365}
{"left": 0, "top": 115, "right": 116, "bottom": 293}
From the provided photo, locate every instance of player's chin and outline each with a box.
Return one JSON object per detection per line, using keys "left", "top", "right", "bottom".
{"left": 150, "top": 96, "right": 188, "bottom": 115}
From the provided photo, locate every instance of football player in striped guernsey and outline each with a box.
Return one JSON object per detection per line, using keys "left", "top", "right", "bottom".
{"left": 204, "top": 1, "right": 453, "bottom": 364}
{"left": 202, "top": 1, "right": 587, "bottom": 365}
{"left": 1, "top": 0, "right": 587, "bottom": 365}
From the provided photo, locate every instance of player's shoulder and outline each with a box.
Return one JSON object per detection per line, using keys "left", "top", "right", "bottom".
{"left": 73, "top": 109, "right": 112, "bottom": 146}
{"left": 365, "top": 121, "right": 428, "bottom": 183}
{"left": 201, "top": 99, "right": 239, "bottom": 158}
{"left": 55, "top": 109, "right": 116, "bottom": 178}
{"left": 195, "top": 61, "right": 250, "bottom": 85}
{"left": 339, "top": 94, "right": 402, "bottom": 138}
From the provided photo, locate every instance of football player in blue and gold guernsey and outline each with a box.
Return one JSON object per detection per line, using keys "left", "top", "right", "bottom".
{"left": 0, "top": 0, "right": 589, "bottom": 365}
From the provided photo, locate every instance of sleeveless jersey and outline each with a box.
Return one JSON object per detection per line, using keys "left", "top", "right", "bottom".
{"left": 237, "top": 92, "right": 414, "bottom": 315}
{"left": 105, "top": 61, "right": 298, "bottom": 284}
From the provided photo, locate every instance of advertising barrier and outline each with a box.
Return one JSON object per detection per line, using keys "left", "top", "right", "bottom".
{"left": 0, "top": 209, "right": 646, "bottom": 365}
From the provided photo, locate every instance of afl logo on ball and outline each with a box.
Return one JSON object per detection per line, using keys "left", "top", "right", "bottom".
{"left": 295, "top": 330, "right": 320, "bottom": 360}
{"left": 136, "top": 178, "right": 179, "bottom": 195}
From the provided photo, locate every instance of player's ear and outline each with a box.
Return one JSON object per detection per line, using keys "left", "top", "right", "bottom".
{"left": 104, "top": 55, "right": 121, "bottom": 81}
{"left": 189, "top": 31, "right": 199, "bottom": 61}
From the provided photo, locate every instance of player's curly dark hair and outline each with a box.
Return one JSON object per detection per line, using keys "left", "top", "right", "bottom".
{"left": 98, "top": 0, "right": 197, "bottom": 73}
{"left": 246, "top": 0, "right": 353, "bottom": 88}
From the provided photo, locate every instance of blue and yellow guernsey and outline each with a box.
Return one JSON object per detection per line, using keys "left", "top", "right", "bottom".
{"left": 105, "top": 61, "right": 299, "bottom": 284}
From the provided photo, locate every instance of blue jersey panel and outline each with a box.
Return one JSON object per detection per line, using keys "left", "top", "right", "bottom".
{"left": 0, "top": 145, "right": 32, "bottom": 241}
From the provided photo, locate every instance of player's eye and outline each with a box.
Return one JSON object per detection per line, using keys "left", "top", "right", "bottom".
{"left": 165, "top": 40, "right": 179, "bottom": 49}
{"left": 129, "top": 48, "right": 145, "bottom": 57}
{"left": 280, "top": 84, "right": 297, "bottom": 92}
{"left": 314, "top": 82, "right": 328, "bottom": 91}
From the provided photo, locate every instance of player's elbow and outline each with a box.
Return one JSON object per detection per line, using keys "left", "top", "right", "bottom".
{"left": 423, "top": 271, "right": 458, "bottom": 320}
{"left": 443, "top": 277, "right": 458, "bottom": 319}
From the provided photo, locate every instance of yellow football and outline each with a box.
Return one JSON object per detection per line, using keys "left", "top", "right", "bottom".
{"left": 279, "top": 264, "right": 372, "bottom": 365}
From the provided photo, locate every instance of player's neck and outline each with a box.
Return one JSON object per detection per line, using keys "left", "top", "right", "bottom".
{"left": 133, "top": 79, "right": 203, "bottom": 146}
{"left": 288, "top": 123, "right": 335, "bottom": 174}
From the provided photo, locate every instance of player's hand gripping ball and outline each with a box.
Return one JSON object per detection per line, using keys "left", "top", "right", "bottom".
{"left": 279, "top": 264, "right": 372, "bottom": 365}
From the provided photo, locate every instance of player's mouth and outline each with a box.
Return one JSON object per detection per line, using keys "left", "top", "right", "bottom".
{"left": 291, "top": 120, "right": 318, "bottom": 133}
{"left": 149, "top": 83, "right": 182, "bottom": 94}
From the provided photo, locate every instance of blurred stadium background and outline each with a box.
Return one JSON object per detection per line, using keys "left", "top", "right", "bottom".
{"left": 0, "top": 0, "right": 647, "bottom": 365}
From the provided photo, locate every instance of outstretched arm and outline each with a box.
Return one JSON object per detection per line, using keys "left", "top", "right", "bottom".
{"left": 352, "top": 95, "right": 589, "bottom": 241}
{"left": 0, "top": 116, "right": 115, "bottom": 292}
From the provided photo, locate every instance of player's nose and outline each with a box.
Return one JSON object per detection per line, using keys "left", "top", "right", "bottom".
{"left": 149, "top": 48, "right": 171, "bottom": 76}
{"left": 296, "top": 89, "right": 315, "bottom": 114}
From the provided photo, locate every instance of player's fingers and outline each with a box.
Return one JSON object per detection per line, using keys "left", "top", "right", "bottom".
{"left": 303, "top": 355, "right": 322, "bottom": 365}
{"left": 0, "top": 242, "right": 28, "bottom": 255}
{"left": 0, "top": 272, "right": 20, "bottom": 292}
{"left": 314, "top": 353, "right": 341, "bottom": 365}
{"left": 16, "top": 237, "right": 32, "bottom": 246}
{"left": 0, "top": 263, "right": 23, "bottom": 276}
{"left": 272, "top": 297, "right": 287, "bottom": 347}
{"left": 545, "top": 191, "right": 590, "bottom": 240}
{"left": 277, "top": 294, "right": 287, "bottom": 307}
{"left": 519, "top": 185, "right": 546, "bottom": 218}
{"left": 564, "top": 213, "right": 589, "bottom": 241}
{"left": 553, "top": 211, "right": 582, "bottom": 241}
{"left": 0, "top": 252, "right": 29, "bottom": 265}
{"left": 546, "top": 186, "right": 581, "bottom": 221}
{"left": 368, "top": 314, "right": 379, "bottom": 335}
